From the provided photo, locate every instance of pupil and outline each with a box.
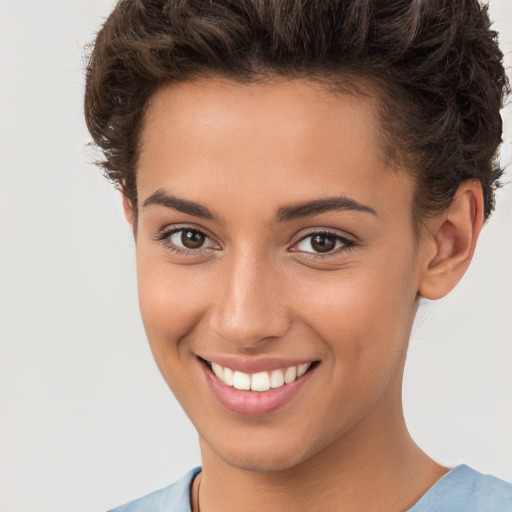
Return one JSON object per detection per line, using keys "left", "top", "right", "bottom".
{"left": 181, "top": 230, "right": 205, "bottom": 249}
{"left": 311, "top": 234, "right": 336, "bottom": 253}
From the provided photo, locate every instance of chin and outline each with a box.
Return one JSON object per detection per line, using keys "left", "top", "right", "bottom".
{"left": 220, "top": 448, "right": 307, "bottom": 473}
{"left": 201, "top": 427, "right": 321, "bottom": 474}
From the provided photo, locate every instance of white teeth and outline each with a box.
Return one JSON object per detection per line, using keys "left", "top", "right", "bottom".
{"left": 223, "top": 367, "right": 234, "bottom": 386}
{"left": 251, "top": 372, "right": 270, "bottom": 392}
{"left": 208, "top": 361, "right": 313, "bottom": 392}
{"left": 284, "top": 366, "right": 297, "bottom": 384}
{"left": 270, "top": 369, "right": 285, "bottom": 388}
{"left": 211, "top": 362, "right": 224, "bottom": 379}
{"left": 233, "top": 371, "right": 251, "bottom": 390}
{"left": 297, "top": 363, "right": 310, "bottom": 377}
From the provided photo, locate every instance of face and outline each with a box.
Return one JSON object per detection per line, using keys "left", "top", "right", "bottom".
{"left": 134, "top": 77, "right": 427, "bottom": 473}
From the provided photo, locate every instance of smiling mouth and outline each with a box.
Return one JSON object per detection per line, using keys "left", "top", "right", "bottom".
{"left": 200, "top": 358, "right": 319, "bottom": 392}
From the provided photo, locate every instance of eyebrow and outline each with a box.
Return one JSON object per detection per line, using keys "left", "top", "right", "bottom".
{"left": 142, "top": 189, "right": 219, "bottom": 220}
{"left": 276, "top": 196, "right": 378, "bottom": 222}
{"left": 142, "top": 189, "right": 377, "bottom": 222}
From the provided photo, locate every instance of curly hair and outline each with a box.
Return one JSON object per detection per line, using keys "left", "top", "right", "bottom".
{"left": 84, "top": 0, "right": 509, "bottom": 229}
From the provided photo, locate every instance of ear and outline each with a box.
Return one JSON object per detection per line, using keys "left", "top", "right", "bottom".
{"left": 121, "top": 191, "right": 135, "bottom": 226}
{"left": 418, "top": 180, "right": 484, "bottom": 300}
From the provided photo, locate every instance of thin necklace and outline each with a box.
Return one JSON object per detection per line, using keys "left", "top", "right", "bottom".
{"left": 194, "top": 472, "right": 202, "bottom": 512}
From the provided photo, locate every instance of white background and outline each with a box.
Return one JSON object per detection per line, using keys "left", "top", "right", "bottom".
{"left": 0, "top": 1, "right": 511, "bottom": 511}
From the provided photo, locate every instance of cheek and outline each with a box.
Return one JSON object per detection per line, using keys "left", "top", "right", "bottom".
{"left": 135, "top": 253, "right": 212, "bottom": 380}
{"left": 298, "top": 269, "right": 411, "bottom": 335}
{"left": 293, "top": 255, "right": 417, "bottom": 380}
{"left": 138, "top": 268, "right": 202, "bottom": 339}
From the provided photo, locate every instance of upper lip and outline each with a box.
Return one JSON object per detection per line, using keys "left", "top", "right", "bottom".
{"left": 198, "top": 355, "right": 317, "bottom": 374}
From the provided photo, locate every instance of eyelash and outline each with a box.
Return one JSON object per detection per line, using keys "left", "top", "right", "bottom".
{"left": 292, "top": 230, "right": 356, "bottom": 260}
{"left": 155, "top": 225, "right": 220, "bottom": 256}
{"left": 155, "top": 226, "right": 356, "bottom": 259}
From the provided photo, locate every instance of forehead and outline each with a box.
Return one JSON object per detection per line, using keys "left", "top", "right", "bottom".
{"left": 141, "top": 76, "right": 383, "bottom": 165}
{"left": 137, "top": 77, "right": 413, "bottom": 221}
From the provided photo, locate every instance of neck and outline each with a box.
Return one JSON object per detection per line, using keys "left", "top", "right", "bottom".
{"left": 195, "top": 385, "right": 447, "bottom": 512}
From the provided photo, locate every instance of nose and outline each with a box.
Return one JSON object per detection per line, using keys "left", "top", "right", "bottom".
{"left": 208, "top": 249, "right": 291, "bottom": 349}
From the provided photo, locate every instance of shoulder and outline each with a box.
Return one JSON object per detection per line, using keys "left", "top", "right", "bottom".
{"left": 467, "top": 467, "right": 512, "bottom": 511}
{"left": 107, "top": 467, "right": 201, "bottom": 512}
{"left": 409, "top": 465, "right": 512, "bottom": 512}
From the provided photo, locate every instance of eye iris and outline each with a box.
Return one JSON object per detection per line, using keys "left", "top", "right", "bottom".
{"left": 311, "top": 234, "right": 337, "bottom": 253}
{"left": 181, "top": 230, "right": 205, "bottom": 249}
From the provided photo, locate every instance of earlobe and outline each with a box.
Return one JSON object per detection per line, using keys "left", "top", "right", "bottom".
{"left": 418, "top": 180, "right": 484, "bottom": 300}
{"left": 121, "top": 192, "right": 134, "bottom": 225}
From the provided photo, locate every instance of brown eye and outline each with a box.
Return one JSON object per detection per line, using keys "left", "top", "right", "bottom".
{"left": 166, "top": 228, "right": 218, "bottom": 251}
{"left": 294, "top": 231, "right": 352, "bottom": 255}
{"left": 181, "top": 230, "right": 205, "bottom": 249}
{"left": 310, "top": 234, "right": 337, "bottom": 253}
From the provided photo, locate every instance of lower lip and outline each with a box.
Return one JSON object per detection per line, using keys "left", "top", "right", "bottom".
{"left": 200, "top": 362, "right": 317, "bottom": 416}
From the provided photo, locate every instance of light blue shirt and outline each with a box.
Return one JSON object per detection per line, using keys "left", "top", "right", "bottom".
{"left": 108, "top": 465, "right": 512, "bottom": 511}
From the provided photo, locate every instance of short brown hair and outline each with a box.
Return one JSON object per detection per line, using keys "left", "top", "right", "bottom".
{"left": 84, "top": 0, "right": 509, "bottom": 228}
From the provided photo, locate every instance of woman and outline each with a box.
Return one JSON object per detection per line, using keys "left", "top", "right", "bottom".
{"left": 85, "top": 0, "right": 512, "bottom": 510}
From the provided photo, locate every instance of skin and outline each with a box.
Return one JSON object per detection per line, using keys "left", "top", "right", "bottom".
{"left": 124, "top": 77, "right": 483, "bottom": 511}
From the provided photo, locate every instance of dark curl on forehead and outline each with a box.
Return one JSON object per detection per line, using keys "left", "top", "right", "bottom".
{"left": 84, "top": 0, "right": 509, "bottom": 231}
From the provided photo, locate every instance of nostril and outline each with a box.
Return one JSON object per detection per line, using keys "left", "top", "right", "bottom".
{"left": 210, "top": 317, "right": 292, "bottom": 348}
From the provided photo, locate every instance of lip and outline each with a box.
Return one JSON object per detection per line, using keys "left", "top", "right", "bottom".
{"left": 199, "top": 358, "right": 318, "bottom": 416}
{"left": 199, "top": 354, "right": 315, "bottom": 374}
